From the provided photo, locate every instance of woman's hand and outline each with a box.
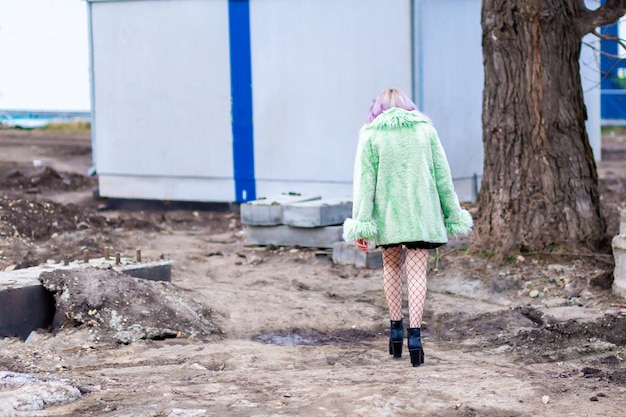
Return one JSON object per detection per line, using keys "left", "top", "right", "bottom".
{"left": 356, "top": 238, "right": 368, "bottom": 253}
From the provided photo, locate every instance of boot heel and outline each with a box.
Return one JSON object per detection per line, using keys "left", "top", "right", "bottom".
{"left": 389, "top": 319, "right": 404, "bottom": 359}
{"left": 407, "top": 327, "right": 425, "bottom": 367}
{"left": 409, "top": 347, "right": 424, "bottom": 367}
{"left": 391, "top": 341, "right": 403, "bottom": 358}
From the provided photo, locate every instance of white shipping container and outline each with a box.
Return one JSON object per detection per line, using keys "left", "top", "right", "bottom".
{"left": 86, "top": 0, "right": 600, "bottom": 203}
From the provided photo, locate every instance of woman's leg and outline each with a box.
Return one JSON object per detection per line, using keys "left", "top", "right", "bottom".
{"left": 405, "top": 248, "right": 429, "bottom": 328}
{"left": 405, "top": 247, "right": 428, "bottom": 366}
{"left": 381, "top": 245, "right": 404, "bottom": 321}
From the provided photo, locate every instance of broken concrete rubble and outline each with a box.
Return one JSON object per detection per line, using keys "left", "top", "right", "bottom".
{"left": 0, "top": 258, "right": 173, "bottom": 339}
{"left": 0, "top": 371, "right": 81, "bottom": 415}
{"left": 40, "top": 268, "right": 221, "bottom": 344}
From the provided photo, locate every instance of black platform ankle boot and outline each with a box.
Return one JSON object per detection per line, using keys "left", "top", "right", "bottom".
{"left": 389, "top": 319, "right": 404, "bottom": 358}
{"left": 407, "top": 327, "right": 424, "bottom": 367}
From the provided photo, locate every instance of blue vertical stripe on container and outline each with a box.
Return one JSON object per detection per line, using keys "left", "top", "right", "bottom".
{"left": 228, "top": 0, "right": 256, "bottom": 202}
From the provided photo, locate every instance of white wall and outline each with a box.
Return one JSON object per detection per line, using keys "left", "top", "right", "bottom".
{"left": 0, "top": 0, "right": 90, "bottom": 111}
{"left": 416, "top": 0, "right": 484, "bottom": 202}
{"left": 581, "top": 0, "right": 602, "bottom": 160}
{"left": 581, "top": 33, "right": 602, "bottom": 161}
{"left": 250, "top": 0, "right": 413, "bottom": 199}
{"left": 90, "top": 0, "right": 412, "bottom": 202}
{"left": 91, "top": 0, "right": 235, "bottom": 201}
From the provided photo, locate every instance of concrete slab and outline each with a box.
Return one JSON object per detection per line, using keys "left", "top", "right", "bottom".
{"left": 283, "top": 197, "right": 352, "bottom": 228}
{"left": 0, "top": 258, "right": 172, "bottom": 339}
{"left": 332, "top": 241, "right": 382, "bottom": 269}
{"left": 113, "top": 260, "right": 172, "bottom": 282}
{"left": 0, "top": 272, "right": 55, "bottom": 340}
{"left": 537, "top": 305, "right": 614, "bottom": 322}
{"left": 240, "top": 194, "right": 321, "bottom": 226}
{"left": 612, "top": 209, "right": 626, "bottom": 298}
{"left": 613, "top": 234, "right": 626, "bottom": 298}
{"left": 245, "top": 225, "right": 343, "bottom": 248}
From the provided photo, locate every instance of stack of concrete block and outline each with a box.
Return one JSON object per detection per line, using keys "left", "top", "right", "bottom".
{"left": 242, "top": 195, "right": 352, "bottom": 249}
{"left": 332, "top": 241, "right": 383, "bottom": 269}
{"left": 612, "top": 209, "right": 626, "bottom": 297}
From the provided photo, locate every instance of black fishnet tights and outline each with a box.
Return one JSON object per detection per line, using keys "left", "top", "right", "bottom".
{"left": 405, "top": 248, "right": 429, "bottom": 328}
{"left": 381, "top": 246, "right": 403, "bottom": 321}
{"left": 381, "top": 246, "right": 429, "bottom": 328}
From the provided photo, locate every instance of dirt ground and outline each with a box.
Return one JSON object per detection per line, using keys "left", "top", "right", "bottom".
{"left": 1, "top": 126, "right": 626, "bottom": 417}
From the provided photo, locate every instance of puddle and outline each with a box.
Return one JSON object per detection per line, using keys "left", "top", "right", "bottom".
{"left": 254, "top": 328, "right": 377, "bottom": 347}
{"left": 255, "top": 331, "right": 319, "bottom": 347}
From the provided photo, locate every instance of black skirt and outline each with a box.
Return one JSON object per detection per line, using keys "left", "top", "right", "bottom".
{"left": 380, "top": 241, "right": 445, "bottom": 250}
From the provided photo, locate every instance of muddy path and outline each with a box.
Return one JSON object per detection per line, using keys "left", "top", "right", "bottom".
{"left": 1, "top": 128, "right": 626, "bottom": 416}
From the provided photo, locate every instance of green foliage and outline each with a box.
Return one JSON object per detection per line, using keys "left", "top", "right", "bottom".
{"left": 601, "top": 125, "right": 626, "bottom": 136}
{"left": 505, "top": 255, "right": 516, "bottom": 264}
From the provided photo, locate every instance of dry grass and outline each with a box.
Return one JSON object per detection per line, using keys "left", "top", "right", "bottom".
{"left": 38, "top": 120, "right": 91, "bottom": 135}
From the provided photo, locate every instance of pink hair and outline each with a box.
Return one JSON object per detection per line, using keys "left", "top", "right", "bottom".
{"left": 367, "top": 88, "right": 418, "bottom": 123}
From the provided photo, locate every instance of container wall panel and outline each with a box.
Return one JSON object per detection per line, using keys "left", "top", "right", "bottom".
{"left": 581, "top": 0, "right": 601, "bottom": 159}
{"left": 581, "top": 33, "right": 601, "bottom": 161}
{"left": 418, "top": 0, "right": 484, "bottom": 202}
{"left": 249, "top": 0, "right": 412, "bottom": 199}
{"left": 91, "top": 0, "right": 234, "bottom": 201}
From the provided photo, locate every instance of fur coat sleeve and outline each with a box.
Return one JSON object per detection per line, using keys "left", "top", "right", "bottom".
{"left": 429, "top": 130, "right": 474, "bottom": 236}
{"left": 343, "top": 134, "right": 379, "bottom": 242}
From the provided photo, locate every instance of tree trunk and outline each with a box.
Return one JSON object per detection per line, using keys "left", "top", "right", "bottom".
{"left": 478, "top": 0, "right": 606, "bottom": 253}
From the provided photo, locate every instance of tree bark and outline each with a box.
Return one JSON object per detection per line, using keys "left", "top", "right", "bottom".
{"left": 478, "top": 0, "right": 605, "bottom": 253}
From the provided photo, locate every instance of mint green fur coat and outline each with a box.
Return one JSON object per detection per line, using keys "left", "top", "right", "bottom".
{"left": 343, "top": 107, "right": 473, "bottom": 246}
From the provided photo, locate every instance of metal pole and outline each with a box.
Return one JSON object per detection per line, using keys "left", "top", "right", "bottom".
{"left": 473, "top": 173, "right": 479, "bottom": 201}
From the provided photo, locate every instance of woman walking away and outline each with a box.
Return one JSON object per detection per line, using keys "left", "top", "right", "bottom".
{"left": 343, "top": 88, "right": 473, "bottom": 367}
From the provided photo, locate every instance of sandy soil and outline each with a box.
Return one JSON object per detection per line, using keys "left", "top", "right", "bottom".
{"left": 1, "top": 127, "right": 626, "bottom": 417}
